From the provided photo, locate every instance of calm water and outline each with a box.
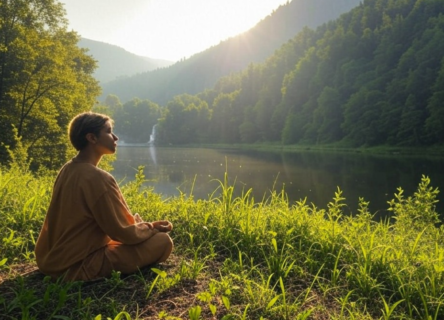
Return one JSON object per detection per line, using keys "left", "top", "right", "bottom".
{"left": 112, "top": 146, "right": 444, "bottom": 220}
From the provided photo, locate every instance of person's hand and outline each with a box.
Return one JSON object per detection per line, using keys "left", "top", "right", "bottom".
{"left": 140, "top": 222, "right": 154, "bottom": 229}
{"left": 134, "top": 214, "right": 154, "bottom": 230}
{"left": 134, "top": 213, "right": 143, "bottom": 223}
{"left": 152, "top": 220, "right": 173, "bottom": 232}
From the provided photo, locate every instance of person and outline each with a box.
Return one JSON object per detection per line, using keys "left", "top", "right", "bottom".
{"left": 35, "top": 111, "right": 173, "bottom": 281}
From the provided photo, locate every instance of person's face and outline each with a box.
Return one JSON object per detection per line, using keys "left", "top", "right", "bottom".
{"left": 95, "top": 121, "right": 119, "bottom": 154}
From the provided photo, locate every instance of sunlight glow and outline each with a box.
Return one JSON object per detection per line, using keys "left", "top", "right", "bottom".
{"left": 61, "top": 0, "right": 288, "bottom": 61}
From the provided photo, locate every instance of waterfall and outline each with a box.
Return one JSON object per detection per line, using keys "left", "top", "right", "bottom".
{"left": 149, "top": 124, "right": 157, "bottom": 144}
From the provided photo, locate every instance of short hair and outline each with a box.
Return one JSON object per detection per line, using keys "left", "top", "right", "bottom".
{"left": 68, "top": 112, "right": 113, "bottom": 151}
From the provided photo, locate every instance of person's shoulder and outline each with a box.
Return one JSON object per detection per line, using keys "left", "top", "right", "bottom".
{"left": 62, "top": 161, "right": 114, "bottom": 182}
{"left": 94, "top": 166, "right": 116, "bottom": 182}
{"left": 83, "top": 164, "right": 114, "bottom": 182}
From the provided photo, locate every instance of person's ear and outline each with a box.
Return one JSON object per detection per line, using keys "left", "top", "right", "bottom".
{"left": 85, "top": 133, "right": 97, "bottom": 144}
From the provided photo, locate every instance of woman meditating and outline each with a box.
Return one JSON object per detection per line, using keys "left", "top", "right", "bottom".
{"left": 35, "top": 112, "right": 173, "bottom": 281}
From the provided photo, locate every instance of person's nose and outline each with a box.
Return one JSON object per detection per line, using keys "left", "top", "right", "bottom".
{"left": 113, "top": 133, "right": 119, "bottom": 141}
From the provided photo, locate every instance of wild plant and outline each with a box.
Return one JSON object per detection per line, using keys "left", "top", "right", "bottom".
{"left": 95, "top": 311, "right": 133, "bottom": 320}
{"left": 41, "top": 276, "right": 81, "bottom": 318}
{"left": 389, "top": 175, "right": 440, "bottom": 232}
{"left": 330, "top": 247, "right": 345, "bottom": 286}
{"left": 0, "top": 164, "right": 51, "bottom": 267}
{"left": 248, "top": 275, "right": 280, "bottom": 313}
{"left": 105, "top": 270, "right": 125, "bottom": 288}
{"left": 296, "top": 308, "right": 314, "bottom": 320}
{"left": 2, "top": 229, "right": 28, "bottom": 264}
{"left": 334, "top": 289, "right": 356, "bottom": 319}
{"left": 262, "top": 230, "right": 297, "bottom": 283}
{"left": 378, "top": 293, "right": 405, "bottom": 320}
{"left": 188, "top": 305, "right": 202, "bottom": 320}
{"left": 413, "top": 274, "right": 444, "bottom": 319}
{"left": 120, "top": 165, "right": 162, "bottom": 216}
{"left": 392, "top": 271, "right": 416, "bottom": 318}
{"left": 326, "top": 187, "right": 346, "bottom": 237}
{"left": 176, "top": 251, "right": 208, "bottom": 281}
{"left": 4, "top": 126, "right": 33, "bottom": 172}
{"left": 222, "top": 289, "right": 231, "bottom": 311}
{"left": 344, "top": 234, "right": 386, "bottom": 299}
{"left": 209, "top": 170, "right": 236, "bottom": 212}
{"left": 196, "top": 290, "right": 217, "bottom": 316}
{"left": 4, "top": 276, "right": 42, "bottom": 317}
{"left": 145, "top": 267, "right": 168, "bottom": 299}
{"left": 240, "top": 304, "right": 251, "bottom": 320}
{"left": 278, "top": 277, "right": 291, "bottom": 319}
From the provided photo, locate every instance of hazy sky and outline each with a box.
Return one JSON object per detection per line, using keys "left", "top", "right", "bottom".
{"left": 60, "top": 0, "right": 289, "bottom": 61}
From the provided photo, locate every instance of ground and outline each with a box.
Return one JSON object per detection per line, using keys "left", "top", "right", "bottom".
{"left": 0, "top": 254, "right": 222, "bottom": 320}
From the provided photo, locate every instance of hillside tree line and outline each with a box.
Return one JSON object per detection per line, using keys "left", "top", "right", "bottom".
{"left": 104, "top": 0, "right": 444, "bottom": 148}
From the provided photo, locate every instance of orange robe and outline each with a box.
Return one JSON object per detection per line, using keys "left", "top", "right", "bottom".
{"left": 35, "top": 160, "right": 171, "bottom": 281}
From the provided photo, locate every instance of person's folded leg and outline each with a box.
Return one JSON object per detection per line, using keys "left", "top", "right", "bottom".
{"left": 104, "top": 232, "right": 173, "bottom": 274}
{"left": 62, "top": 233, "right": 173, "bottom": 281}
{"left": 64, "top": 246, "right": 112, "bottom": 281}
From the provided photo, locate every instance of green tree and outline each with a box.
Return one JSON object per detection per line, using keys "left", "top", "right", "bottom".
{"left": 342, "top": 88, "right": 384, "bottom": 146}
{"left": 395, "top": 94, "right": 422, "bottom": 146}
{"left": 239, "top": 121, "right": 257, "bottom": 143}
{"left": 103, "top": 94, "right": 123, "bottom": 115}
{"left": 314, "top": 86, "right": 343, "bottom": 143}
{"left": 425, "top": 57, "right": 444, "bottom": 144}
{"left": 210, "top": 91, "right": 240, "bottom": 143}
{"left": 0, "top": 0, "right": 100, "bottom": 169}
{"left": 113, "top": 98, "right": 161, "bottom": 143}
{"left": 158, "top": 94, "right": 211, "bottom": 144}
{"left": 282, "top": 114, "right": 306, "bottom": 145}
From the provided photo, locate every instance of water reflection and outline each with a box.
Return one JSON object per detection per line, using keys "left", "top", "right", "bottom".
{"left": 112, "top": 147, "right": 444, "bottom": 220}
{"left": 148, "top": 145, "right": 157, "bottom": 166}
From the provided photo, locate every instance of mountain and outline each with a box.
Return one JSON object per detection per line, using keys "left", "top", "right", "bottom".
{"left": 152, "top": 0, "right": 444, "bottom": 148}
{"left": 101, "top": 0, "right": 362, "bottom": 104}
{"left": 78, "top": 38, "right": 173, "bottom": 83}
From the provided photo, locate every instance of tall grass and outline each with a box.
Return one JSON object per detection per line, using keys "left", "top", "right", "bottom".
{"left": 0, "top": 164, "right": 443, "bottom": 319}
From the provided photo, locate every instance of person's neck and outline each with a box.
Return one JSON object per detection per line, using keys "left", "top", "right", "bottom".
{"left": 73, "top": 150, "right": 101, "bottom": 167}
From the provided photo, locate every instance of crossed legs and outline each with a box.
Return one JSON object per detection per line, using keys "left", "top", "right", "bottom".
{"left": 65, "top": 232, "right": 173, "bottom": 281}
{"left": 105, "top": 232, "right": 174, "bottom": 274}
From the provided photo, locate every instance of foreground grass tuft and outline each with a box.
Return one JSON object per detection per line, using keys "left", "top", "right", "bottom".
{"left": 1, "top": 165, "right": 443, "bottom": 319}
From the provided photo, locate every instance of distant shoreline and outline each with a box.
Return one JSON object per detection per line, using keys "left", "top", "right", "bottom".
{"left": 117, "top": 142, "right": 153, "bottom": 147}
{"left": 148, "top": 142, "right": 444, "bottom": 158}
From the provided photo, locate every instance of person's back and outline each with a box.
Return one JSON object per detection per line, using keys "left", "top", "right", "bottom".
{"left": 36, "top": 161, "right": 116, "bottom": 276}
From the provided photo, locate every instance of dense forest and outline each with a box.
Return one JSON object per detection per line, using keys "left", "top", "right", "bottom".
{"left": 104, "top": 0, "right": 444, "bottom": 148}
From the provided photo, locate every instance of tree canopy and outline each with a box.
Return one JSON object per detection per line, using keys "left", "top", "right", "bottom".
{"left": 0, "top": 0, "right": 100, "bottom": 169}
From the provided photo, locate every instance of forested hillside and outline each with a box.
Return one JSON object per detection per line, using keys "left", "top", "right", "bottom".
{"left": 139, "top": 0, "right": 444, "bottom": 148}
{"left": 78, "top": 39, "right": 172, "bottom": 83}
{"left": 101, "top": 0, "right": 362, "bottom": 104}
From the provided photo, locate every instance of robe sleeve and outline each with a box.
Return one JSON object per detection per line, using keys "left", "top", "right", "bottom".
{"left": 90, "top": 176, "right": 158, "bottom": 245}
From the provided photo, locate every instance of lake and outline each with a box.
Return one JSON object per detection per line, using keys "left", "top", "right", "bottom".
{"left": 112, "top": 146, "right": 444, "bottom": 220}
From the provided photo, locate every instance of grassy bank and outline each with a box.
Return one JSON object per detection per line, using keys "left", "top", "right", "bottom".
{"left": 1, "top": 165, "right": 443, "bottom": 319}
{"left": 184, "top": 142, "right": 444, "bottom": 158}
